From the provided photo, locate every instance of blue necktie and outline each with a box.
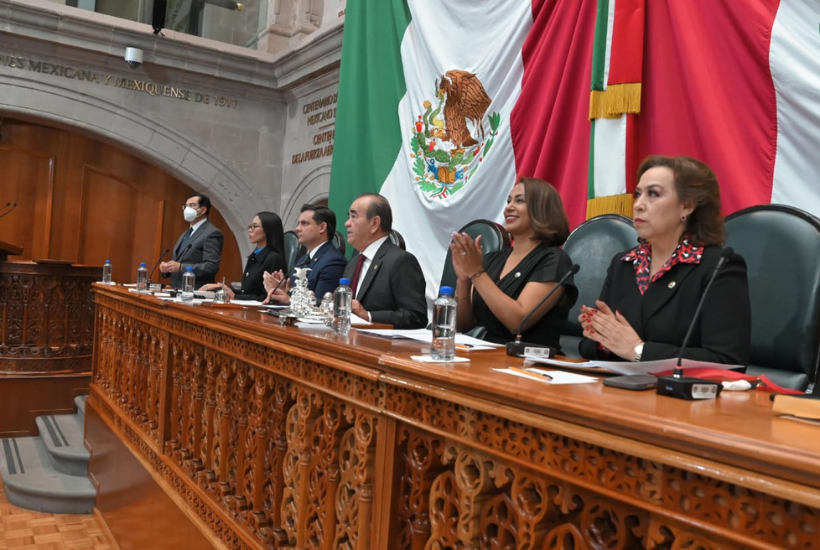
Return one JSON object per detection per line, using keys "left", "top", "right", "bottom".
{"left": 177, "top": 228, "right": 193, "bottom": 257}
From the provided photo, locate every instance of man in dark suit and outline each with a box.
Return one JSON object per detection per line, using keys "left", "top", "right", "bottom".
{"left": 343, "top": 194, "right": 427, "bottom": 329}
{"left": 264, "top": 204, "right": 347, "bottom": 304}
{"left": 160, "top": 193, "right": 223, "bottom": 288}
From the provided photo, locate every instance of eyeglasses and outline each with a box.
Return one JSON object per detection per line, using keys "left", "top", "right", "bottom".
{"left": 183, "top": 203, "right": 200, "bottom": 210}
{"left": 247, "top": 223, "right": 262, "bottom": 231}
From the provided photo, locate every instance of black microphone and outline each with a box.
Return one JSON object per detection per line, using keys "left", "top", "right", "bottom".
{"left": 506, "top": 264, "right": 580, "bottom": 358}
{"left": 149, "top": 248, "right": 171, "bottom": 281}
{"left": 0, "top": 202, "right": 17, "bottom": 220}
{"left": 656, "top": 247, "right": 734, "bottom": 400}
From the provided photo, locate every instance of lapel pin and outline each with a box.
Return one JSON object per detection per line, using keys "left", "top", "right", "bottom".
{"left": 668, "top": 281, "right": 676, "bottom": 288}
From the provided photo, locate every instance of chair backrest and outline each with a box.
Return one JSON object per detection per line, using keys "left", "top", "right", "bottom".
{"left": 725, "top": 205, "right": 820, "bottom": 392}
{"left": 439, "top": 220, "right": 512, "bottom": 291}
{"left": 559, "top": 215, "right": 637, "bottom": 356}
{"left": 389, "top": 230, "right": 406, "bottom": 251}
{"left": 283, "top": 231, "right": 305, "bottom": 273}
{"left": 331, "top": 231, "right": 346, "bottom": 256}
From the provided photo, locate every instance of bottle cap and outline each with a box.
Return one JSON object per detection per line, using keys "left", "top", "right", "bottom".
{"left": 140, "top": 262, "right": 146, "bottom": 267}
{"left": 186, "top": 266, "right": 194, "bottom": 271}
{"left": 339, "top": 278, "right": 350, "bottom": 285}
{"left": 439, "top": 286, "right": 454, "bottom": 296}
{"left": 105, "top": 259, "right": 111, "bottom": 263}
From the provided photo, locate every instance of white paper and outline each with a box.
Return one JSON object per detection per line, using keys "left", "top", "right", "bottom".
{"left": 229, "top": 299, "right": 265, "bottom": 306}
{"left": 495, "top": 367, "right": 598, "bottom": 385}
{"left": 523, "top": 356, "right": 744, "bottom": 376}
{"left": 411, "top": 355, "right": 470, "bottom": 363}
{"left": 359, "top": 328, "right": 502, "bottom": 347}
{"left": 351, "top": 314, "right": 372, "bottom": 326}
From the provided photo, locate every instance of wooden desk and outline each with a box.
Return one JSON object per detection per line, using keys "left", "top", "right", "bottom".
{"left": 86, "top": 284, "right": 820, "bottom": 550}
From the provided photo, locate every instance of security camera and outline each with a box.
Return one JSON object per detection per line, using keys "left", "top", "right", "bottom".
{"left": 124, "top": 47, "right": 143, "bottom": 68}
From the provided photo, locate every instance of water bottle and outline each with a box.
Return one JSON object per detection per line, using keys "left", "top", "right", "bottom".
{"left": 431, "top": 286, "right": 457, "bottom": 360}
{"left": 136, "top": 262, "right": 148, "bottom": 293}
{"left": 333, "top": 278, "right": 352, "bottom": 335}
{"left": 181, "top": 267, "right": 195, "bottom": 304}
{"left": 102, "top": 259, "right": 112, "bottom": 285}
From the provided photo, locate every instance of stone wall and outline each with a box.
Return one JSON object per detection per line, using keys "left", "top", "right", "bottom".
{"left": 0, "top": 0, "right": 342, "bottom": 269}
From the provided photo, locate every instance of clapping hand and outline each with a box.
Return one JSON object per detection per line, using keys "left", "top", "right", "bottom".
{"left": 579, "top": 301, "right": 642, "bottom": 360}
{"left": 450, "top": 232, "right": 484, "bottom": 282}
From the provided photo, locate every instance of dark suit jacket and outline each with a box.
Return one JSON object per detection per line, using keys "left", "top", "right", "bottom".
{"left": 235, "top": 247, "right": 286, "bottom": 301}
{"left": 290, "top": 241, "right": 347, "bottom": 301}
{"left": 343, "top": 239, "right": 428, "bottom": 329}
{"left": 579, "top": 246, "right": 751, "bottom": 365}
{"left": 163, "top": 219, "right": 223, "bottom": 288}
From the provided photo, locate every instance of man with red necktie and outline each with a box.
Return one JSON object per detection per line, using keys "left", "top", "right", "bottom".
{"left": 343, "top": 194, "right": 428, "bottom": 329}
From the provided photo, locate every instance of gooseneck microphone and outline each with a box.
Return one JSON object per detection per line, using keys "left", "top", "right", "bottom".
{"left": 657, "top": 247, "right": 734, "bottom": 400}
{"left": 149, "top": 248, "right": 171, "bottom": 281}
{"left": 506, "top": 264, "right": 580, "bottom": 358}
{"left": 0, "top": 202, "right": 17, "bottom": 220}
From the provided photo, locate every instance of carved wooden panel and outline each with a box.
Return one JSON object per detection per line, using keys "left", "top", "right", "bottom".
{"left": 88, "top": 288, "right": 820, "bottom": 550}
{"left": 0, "top": 262, "right": 98, "bottom": 373}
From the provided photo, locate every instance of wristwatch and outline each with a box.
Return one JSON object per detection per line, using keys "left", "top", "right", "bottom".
{"left": 633, "top": 342, "right": 644, "bottom": 362}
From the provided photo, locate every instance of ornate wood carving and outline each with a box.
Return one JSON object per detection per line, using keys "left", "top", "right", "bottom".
{"left": 88, "top": 287, "right": 820, "bottom": 550}
{"left": 0, "top": 262, "right": 98, "bottom": 373}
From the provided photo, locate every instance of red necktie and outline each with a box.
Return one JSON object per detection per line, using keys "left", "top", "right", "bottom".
{"left": 350, "top": 254, "right": 366, "bottom": 296}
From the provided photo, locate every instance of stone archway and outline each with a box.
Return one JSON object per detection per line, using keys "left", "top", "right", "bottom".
{"left": 0, "top": 76, "right": 262, "bottom": 248}
{"left": 282, "top": 163, "right": 332, "bottom": 229}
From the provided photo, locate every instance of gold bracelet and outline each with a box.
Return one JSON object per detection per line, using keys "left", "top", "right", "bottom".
{"left": 469, "top": 270, "right": 485, "bottom": 282}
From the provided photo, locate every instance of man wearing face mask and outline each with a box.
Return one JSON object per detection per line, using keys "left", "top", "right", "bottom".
{"left": 160, "top": 193, "right": 224, "bottom": 288}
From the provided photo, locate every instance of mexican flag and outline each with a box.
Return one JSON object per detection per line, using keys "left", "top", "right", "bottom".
{"left": 589, "top": 0, "right": 820, "bottom": 219}
{"left": 329, "top": 0, "right": 820, "bottom": 306}
{"left": 329, "top": 0, "right": 598, "bottom": 305}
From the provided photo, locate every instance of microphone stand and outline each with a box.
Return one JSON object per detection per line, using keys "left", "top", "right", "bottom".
{"left": 506, "top": 264, "right": 580, "bottom": 358}
{"left": 149, "top": 248, "right": 171, "bottom": 282}
{"left": 0, "top": 202, "right": 17, "bottom": 220}
{"left": 656, "top": 248, "right": 734, "bottom": 400}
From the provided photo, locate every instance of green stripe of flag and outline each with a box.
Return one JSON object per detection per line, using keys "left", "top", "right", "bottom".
{"left": 328, "top": 0, "right": 412, "bottom": 249}
{"left": 590, "top": 0, "right": 610, "bottom": 91}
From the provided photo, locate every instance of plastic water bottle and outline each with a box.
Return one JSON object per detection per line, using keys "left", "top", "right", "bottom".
{"left": 431, "top": 286, "right": 457, "bottom": 360}
{"left": 136, "top": 262, "right": 148, "bottom": 293}
{"left": 333, "top": 278, "right": 352, "bottom": 335}
{"left": 102, "top": 259, "right": 112, "bottom": 285}
{"left": 181, "top": 267, "right": 195, "bottom": 304}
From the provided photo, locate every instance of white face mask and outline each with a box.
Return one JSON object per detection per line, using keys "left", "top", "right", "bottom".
{"left": 183, "top": 206, "right": 199, "bottom": 223}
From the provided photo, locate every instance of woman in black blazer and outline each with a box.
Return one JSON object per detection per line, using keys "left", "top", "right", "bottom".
{"left": 200, "top": 212, "right": 287, "bottom": 301}
{"left": 450, "top": 178, "right": 578, "bottom": 348}
{"left": 579, "top": 155, "right": 750, "bottom": 365}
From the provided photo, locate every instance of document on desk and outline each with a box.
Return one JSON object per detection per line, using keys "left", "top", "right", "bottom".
{"left": 495, "top": 367, "right": 597, "bottom": 385}
{"left": 358, "top": 328, "right": 500, "bottom": 349}
{"left": 524, "top": 356, "right": 743, "bottom": 376}
{"left": 229, "top": 299, "right": 265, "bottom": 306}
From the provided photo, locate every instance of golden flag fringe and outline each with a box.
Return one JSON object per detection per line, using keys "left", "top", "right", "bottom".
{"left": 586, "top": 193, "right": 633, "bottom": 220}
{"left": 589, "top": 83, "right": 642, "bottom": 120}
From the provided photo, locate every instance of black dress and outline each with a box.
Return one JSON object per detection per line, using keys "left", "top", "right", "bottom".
{"left": 234, "top": 247, "right": 287, "bottom": 301}
{"left": 471, "top": 244, "right": 578, "bottom": 348}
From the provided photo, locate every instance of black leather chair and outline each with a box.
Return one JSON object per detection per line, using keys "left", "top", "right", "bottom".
{"left": 559, "top": 214, "right": 637, "bottom": 357}
{"left": 725, "top": 205, "right": 820, "bottom": 392}
{"left": 283, "top": 230, "right": 305, "bottom": 273}
{"left": 389, "top": 230, "right": 406, "bottom": 251}
{"left": 439, "top": 219, "right": 511, "bottom": 291}
{"left": 331, "top": 231, "right": 346, "bottom": 256}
